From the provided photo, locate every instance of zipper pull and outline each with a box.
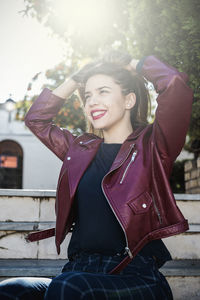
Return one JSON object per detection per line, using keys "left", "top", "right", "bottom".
{"left": 120, "top": 150, "right": 138, "bottom": 184}
{"left": 131, "top": 150, "right": 137, "bottom": 161}
{"left": 125, "top": 247, "right": 133, "bottom": 259}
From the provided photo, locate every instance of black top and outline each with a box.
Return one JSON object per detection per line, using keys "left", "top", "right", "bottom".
{"left": 68, "top": 142, "right": 172, "bottom": 268}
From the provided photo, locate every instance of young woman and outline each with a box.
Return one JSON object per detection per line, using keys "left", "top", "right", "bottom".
{"left": 0, "top": 51, "right": 193, "bottom": 299}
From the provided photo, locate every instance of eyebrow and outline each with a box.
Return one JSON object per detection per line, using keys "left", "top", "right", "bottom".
{"left": 85, "top": 86, "right": 111, "bottom": 96}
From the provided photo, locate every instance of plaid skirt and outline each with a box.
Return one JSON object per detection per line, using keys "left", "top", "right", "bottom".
{"left": 45, "top": 252, "right": 173, "bottom": 300}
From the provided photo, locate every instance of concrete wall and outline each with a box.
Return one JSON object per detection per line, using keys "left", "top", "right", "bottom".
{"left": 0, "top": 190, "right": 68, "bottom": 259}
{"left": 0, "top": 190, "right": 200, "bottom": 260}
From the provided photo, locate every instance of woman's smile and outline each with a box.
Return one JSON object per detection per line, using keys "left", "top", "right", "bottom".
{"left": 91, "top": 109, "right": 107, "bottom": 120}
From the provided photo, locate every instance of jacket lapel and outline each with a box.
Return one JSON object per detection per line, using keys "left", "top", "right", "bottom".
{"left": 65, "top": 136, "right": 102, "bottom": 199}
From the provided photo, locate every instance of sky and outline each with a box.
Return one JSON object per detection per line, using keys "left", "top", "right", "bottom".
{"left": 0, "top": 0, "right": 66, "bottom": 103}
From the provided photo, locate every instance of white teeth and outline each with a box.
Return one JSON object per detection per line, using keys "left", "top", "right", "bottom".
{"left": 92, "top": 111, "right": 106, "bottom": 117}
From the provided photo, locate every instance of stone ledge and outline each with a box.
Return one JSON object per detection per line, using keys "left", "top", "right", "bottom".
{"left": 174, "top": 194, "right": 200, "bottom": 201}
{"left": 0, "top": 189, "right": 56, "bottom": 197}
{"left": 0, "top": 259, "right": 65, "bottom": 277}
{"left": 0, "top": 259, "right": 200, "bottom": 278}
{"left": 161, "top": 259, "right": 200, "bottom": 277}
{"left": 0, "top": 190, "right": 199, "bottom": 200}
{"left": 0, "top": 222, "right": 55, "bottom": 231}
{"left": 1, "top": 222, "right": 200, "bottom": 232}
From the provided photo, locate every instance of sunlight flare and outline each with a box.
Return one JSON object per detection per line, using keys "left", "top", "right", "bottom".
{"left": 51, "top": 0, "right": 111, "bottom": 39}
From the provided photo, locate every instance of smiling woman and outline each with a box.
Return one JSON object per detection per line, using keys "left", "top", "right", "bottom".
{"left": 0, "top": 50, "right": 193, "bottom": 300}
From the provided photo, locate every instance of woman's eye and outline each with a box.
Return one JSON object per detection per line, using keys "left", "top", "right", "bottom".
{"left": 84, "top": 90, "right": 108, "bottom": 102}
{"left": 100, "top": 90, "right": 108, "bottom": 94}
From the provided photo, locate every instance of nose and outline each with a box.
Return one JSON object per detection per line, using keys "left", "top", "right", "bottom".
{"left": 88, "top": 95, "right": 99, "bottom": 106}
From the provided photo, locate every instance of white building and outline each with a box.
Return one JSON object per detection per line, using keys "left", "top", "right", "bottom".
{"left": 0, "top": 102, "right": 62, "bottom": 189}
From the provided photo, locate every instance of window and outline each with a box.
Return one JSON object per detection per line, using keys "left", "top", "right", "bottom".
{"left": 0, "top": 140, "right": 23, "bottom": 188}
{"left": 0, "top": 155, "right": 18, "bottom": 168}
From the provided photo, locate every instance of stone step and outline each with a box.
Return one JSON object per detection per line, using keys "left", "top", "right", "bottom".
{"left": 0, "top": 221, "right": 200, "bottom": 232}
{"left": 0, "top": 259, "right": 200, "bottom": 278}
{"left": 1, "top": 224, "right": 200, "bottom": 260}
{"left": 0, "top": 259, "right": 64, "bottom": 278}
{"left": 1, "top": 192, "right": 200, "bottom": 224}
{"left": 0, "top": 221, "right": 55, "bottom": 231}
{"left": 0, "top": 259, "right": 200, "bottom": 300}
{"left": 0, "top": 191, "right": 200, "bottom": 260}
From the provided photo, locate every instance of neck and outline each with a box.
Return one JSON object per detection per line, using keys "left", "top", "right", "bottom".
{"left": 103, "top": 123, "right": 133, "bottom": 144}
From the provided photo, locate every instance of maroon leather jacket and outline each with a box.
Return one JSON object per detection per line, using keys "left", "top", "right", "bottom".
{"left": 25, "top": 56, "right": 193, "bottom": 274}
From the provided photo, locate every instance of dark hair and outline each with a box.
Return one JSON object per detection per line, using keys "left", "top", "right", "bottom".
{"left": 78, "top": 62, "right": 150, "bottom": 136}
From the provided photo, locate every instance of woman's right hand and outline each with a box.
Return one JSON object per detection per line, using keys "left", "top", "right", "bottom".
{"left": 52, "top": 62, "right": 96, "bottom": 99}
{"left": 71, "top": 62, "right": 97, "bottom": 85}
{"left": 102, "top": 50, "right": 138, "bottom": 75}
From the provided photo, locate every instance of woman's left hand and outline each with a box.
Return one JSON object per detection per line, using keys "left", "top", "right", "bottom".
{"left": 125, "top": 58, "right": 139, "bottom": 74}
{"left": 102, "top": 50, "right": 139, "bottom": 75}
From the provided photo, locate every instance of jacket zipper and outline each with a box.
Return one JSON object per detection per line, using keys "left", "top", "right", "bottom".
{"left": 119, "top": 150, "right": 138, "bottom": 184}
{"left": 151, "top": 193, "right": 162, "bottom": 224}
{"left": 101, "top": 184, "right": 133, "bottom": 258}
{"left": 101, "top": 143, "right": 135, "bottom": 259}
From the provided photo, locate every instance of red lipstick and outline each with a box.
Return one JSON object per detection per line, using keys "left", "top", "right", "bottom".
{"left": 91, "top": 110, "right": 107, "bottom": 120}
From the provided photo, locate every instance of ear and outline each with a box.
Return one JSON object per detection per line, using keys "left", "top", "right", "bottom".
{"left": 125, "top": 92, "right": 136, "bottom": 110}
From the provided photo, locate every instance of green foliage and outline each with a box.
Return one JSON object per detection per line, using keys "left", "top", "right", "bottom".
{"left": 125, "top": 0, "right": 200, "bottom": 154}
{"left": 20, "top": 0, "right": 200, "bottom": 150}
{"left": 52, "top": 94, "right": 86, "bottom": 133}
{"left": 16, "top": 97, "right": 34, "bottom": 121}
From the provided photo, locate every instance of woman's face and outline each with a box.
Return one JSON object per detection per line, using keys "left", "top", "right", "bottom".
{"left": 84, "top": 74, "right": 134, "bottom": 133}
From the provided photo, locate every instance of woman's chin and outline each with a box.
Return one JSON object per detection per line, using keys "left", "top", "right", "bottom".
{"left": 93, "top": 124, "right": 108, "bottom": 131}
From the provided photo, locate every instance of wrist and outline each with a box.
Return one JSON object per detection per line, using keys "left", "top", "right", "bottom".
{"left": 67, "top": 77, "right": 80, "bottom": 88}
{"left": 52, "top": 78, "right": 78, "bottom": 99}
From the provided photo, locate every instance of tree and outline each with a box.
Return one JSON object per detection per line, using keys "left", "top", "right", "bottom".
{"left": 125, "top": 0, "right": 200, "bottom": 156}
{"left": 20, "top": 0, "right": 200, "bottom": 153}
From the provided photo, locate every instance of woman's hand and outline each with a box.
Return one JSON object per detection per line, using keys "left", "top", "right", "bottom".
{"left": 52, "top": 62, "right": 96, "bottom": 99}
{"left": 71, "top": 62, "right": 97, "bottom": 85}
{"left": 102, "top": 50, "right": 139, "bottom": 75}
{"left": 102, "top": 50, "right": 132, "bottom": 67}
{"left": 125, "top": 58, "right": 139, "bottom": 75}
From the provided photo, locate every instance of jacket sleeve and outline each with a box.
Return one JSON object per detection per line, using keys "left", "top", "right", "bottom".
{"left": 24, "top": 88, "right": 76, "bottom": 161}
{"left": 138, "top": 56, "right": 193, "bottom": 162}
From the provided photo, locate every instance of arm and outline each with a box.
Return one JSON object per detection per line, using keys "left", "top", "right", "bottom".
{"left": 133, "top": 56, "right": 193, "bottom": 162}
{"left": 24, "top": 78, "right": 78, "bottom": 161}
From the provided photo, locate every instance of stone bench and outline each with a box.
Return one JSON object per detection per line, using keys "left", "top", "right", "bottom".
{"left": 0, "top": 190, "right": 200, "bottom": 299}
{"left": 0, "top": 259, "right": 200, "bottom": 300}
